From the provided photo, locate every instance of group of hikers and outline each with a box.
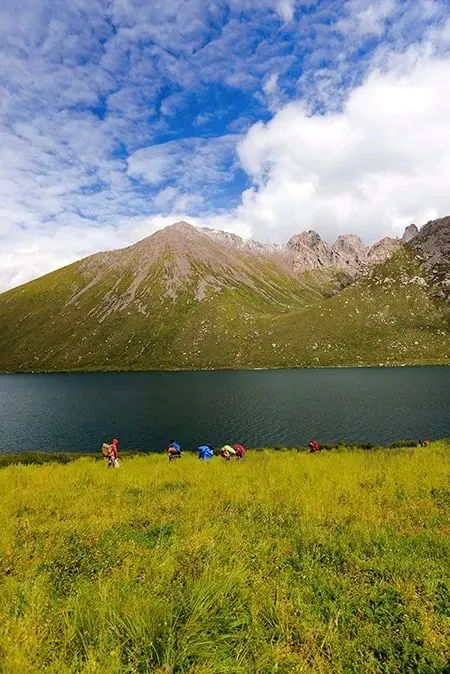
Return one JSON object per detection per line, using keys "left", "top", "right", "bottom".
{"left": 101, "top": 438, "right": 324, "bottom": 467}
{"left": 102, "top": 436, "right": 432, "bottom": 467}
{"left": 169, "top": 440, "right": 322, "bottom": 459}
{"left": 168, "top": 441, "right": 247, "bottom": 461}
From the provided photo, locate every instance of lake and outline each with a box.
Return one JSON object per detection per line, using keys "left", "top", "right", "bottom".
{"left": 0, "top": 367, "right": 448, "bottom": 453}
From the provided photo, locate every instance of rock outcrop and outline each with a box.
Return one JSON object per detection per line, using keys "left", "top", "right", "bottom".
{"left": 408, "top": 216, "right": 450, "bottom": 301}
{"left": 286, "top": 230, "right": 400, "bottom": 277}
{"left": 286, "top": 231, "right": 333, "bottom": 272}
{"left": 331, "top": 235, "right": 368, "bottom": 274}
{"left": 367, "top": 237, "right": 402, "bottom": 264}
{"left": 402, "top": 224, "right": 419, "bottom": 242}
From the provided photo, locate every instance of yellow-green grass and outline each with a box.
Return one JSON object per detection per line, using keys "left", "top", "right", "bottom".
{"left": 1, "top": 443, "right": 449, "bottom": 673}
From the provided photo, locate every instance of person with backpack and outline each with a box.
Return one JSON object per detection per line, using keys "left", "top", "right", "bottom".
{"left": 220, "top": 445, "right": 236, "bottom": 460}
{"left": 233, "top": 443, "right": 246, "bottom": 459}
{"left": 108, "top": 438, "right": 120, "bottom": 467}
{"left": 309, "top": 439, "right": 320, "bottom": 453}
{"left": 168, "top": 441, "right": 182, "bottom": 461}
{"left": 198, "top": 444, "right": 214, "bottom": 461}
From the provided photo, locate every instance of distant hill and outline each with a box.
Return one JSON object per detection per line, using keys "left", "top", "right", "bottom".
{"left": 0, "top": 216, "right": 448, "bottom": 371}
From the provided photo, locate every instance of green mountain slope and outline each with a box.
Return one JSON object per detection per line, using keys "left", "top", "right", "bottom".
{"left": 0, "top": 223, "right": 341, "bottom": 371}
{"left": 0, "top": 222, "right": 448, "bottom": 371}
{"left": 252, "top": 248, "right": 449, "bottom": 368}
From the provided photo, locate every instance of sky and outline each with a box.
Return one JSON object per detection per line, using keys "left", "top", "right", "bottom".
{"left": 1, "top": 0, "right": 450, "bottom": 291}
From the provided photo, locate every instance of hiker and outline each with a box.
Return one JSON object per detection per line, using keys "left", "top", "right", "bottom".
{"left": 309, "top": 439, "right": 320, "bottom": 453}
{"left": 220, "top": 444, "right": 237, "bottom": 460}
{"left": 168, "top": 441, "right": 182, "bottom": 461}
{"left": 198, "top": 444, "right": 214, "bottom": 461}
{"left": 233, "top": 443, "right": 246, "bottom": 459}
{"left": 108, "top": 438, "right": 120, "bottom": 467}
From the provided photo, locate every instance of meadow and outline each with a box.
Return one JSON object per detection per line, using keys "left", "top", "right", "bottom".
{"left": 0, "top": 443, "right": 449, "bottom": 673}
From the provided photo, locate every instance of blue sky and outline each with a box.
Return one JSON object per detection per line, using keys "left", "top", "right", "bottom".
{"left": 1, "top": 0, "right": 450, "bottom": 289}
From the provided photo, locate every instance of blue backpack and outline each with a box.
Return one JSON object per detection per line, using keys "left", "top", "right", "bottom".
{"left": 198, "top": 445, "right": 213, "bottom": 460}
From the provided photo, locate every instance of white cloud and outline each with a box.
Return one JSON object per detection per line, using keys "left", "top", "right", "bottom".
{"left": 235, "top": 49, "right": 450, "bottom": 243}
{"left": 263, "top": 73, "right": 279, "bottom": 97}
{"left": 127, "top": 135, "right": 239, "bottom": 190}
{"left": 262, "top": 72, "right": 283, "bottom": 111}
{"left": 338, "top": 0, "right": 397, "bottom": 37}
{"left": 277, "top": 0, "right": 296, "bottom": 23}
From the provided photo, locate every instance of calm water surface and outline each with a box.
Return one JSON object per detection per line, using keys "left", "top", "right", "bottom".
{"left": 0, "top": 367, "right": 448, "bottom": 453}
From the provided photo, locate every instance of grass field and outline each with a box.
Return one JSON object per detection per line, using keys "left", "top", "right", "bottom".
{"left": 1, "top": 443, "right": 449, "bottom": 673}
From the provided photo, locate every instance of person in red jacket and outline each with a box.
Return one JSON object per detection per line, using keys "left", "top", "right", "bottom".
{"left": 233, "top": 443, "right": 246, "bottom": 459}
{"left": 309, "top": 439, "right": 320, "bottom": 453}
{"left": 109, "top": 438, "right": 119, "bottom": 467}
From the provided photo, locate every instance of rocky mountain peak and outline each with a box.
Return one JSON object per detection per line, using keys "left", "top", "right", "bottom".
{"left": 368, "top": 237, "right": 402, "bottom": 264}
{"left": 156, "top": 220, "right": 198, "bottom": 238}
{"left": 81, "top": 217, "right": 448, "bottom": 302}
{"left": 288, "top": 230, "right": 324, "bottom": 249}
{"left": 287, "top": 230, "right": 333, "bottom": 272}
{"left": 402, "top": 224, "right": 419, "bottom": 242}
{"left": 408, "top": 216, "right": 450, "bottom": 301}
{"left": 169, "top": 220, "right": 196, "bottom": 230}
{"left": 332, "top": 234, "right": 368, "bottom": 259}
{"left": 201, "top": 227, "right": 248, "bottom": 248}
{"left": 330, "top": 234, "right": 369, "bottom": 274}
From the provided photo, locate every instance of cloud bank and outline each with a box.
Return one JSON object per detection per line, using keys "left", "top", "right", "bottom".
{"left": 236, "top": 48, "right": 450, "bottom": 243}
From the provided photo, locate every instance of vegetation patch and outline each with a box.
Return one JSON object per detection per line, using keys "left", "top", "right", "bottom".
{"left": 0, "top": 442, "right": 448, "bottom": 672}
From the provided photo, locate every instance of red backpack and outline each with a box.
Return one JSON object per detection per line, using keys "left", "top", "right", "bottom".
{"left": 233, "top": 443, "right": 246, "bottom": 457}
{"left": 309, "top": 440, "right": 320, "bottom": 452}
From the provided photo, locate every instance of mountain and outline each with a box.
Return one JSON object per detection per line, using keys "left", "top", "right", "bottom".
{"left": 0, "top": 217, "right": 448, "bottom": 371}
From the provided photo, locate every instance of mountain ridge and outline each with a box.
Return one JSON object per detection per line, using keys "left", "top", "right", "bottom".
{"left": 0, "top": 215, "right": 448, "bottom": 372}
{"left": 2, "top": 218, "right": 425, "bottom": 297}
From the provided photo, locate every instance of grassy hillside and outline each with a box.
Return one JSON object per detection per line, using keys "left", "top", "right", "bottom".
{"left": 0, "top": 230, "right": 337, "bottom": 372}
{"left": 0, "top": 240, "right": 448, "bottom": 371}
{"left": 1, "top": 443, "right": 448, "bottom": 673}
{"left": 255, "top": 248, "right": 450, "bottom": 368}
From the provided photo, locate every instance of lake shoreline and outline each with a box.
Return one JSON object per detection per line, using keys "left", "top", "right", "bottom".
{"left": 0, "top": 361, "right": 449, "bottom": 374}
{"left": 1, "top": 439, "right": 448, "bottom": 464}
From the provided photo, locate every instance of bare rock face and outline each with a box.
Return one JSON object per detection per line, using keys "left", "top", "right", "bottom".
{"left": 286, "top": 230, "right": 333, "bottom": 272}
{"left": 287, "top": 229, "right": 402, "bottom": 276}
{"left": 402, "top": 224, "right": 419, "bottom": 242}
{"left": 408, "top": 216, "right": 450, "bottom": 301}
{"left": 331, "top": 234, "right": 369, "bottom": 274}
{"left": 368, "top": 237, "right": 402, "bottom": 264}
{"left": 201, "top": 227, "right": 267, "bottom": 254}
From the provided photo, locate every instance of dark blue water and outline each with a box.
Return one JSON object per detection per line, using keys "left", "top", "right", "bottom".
{"left": 0, "top": 368, "right": 448, "bottom": 453}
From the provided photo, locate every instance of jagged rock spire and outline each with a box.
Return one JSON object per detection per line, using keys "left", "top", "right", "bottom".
{"left": 402, "top": 224, "right": 419, "bottom": 242}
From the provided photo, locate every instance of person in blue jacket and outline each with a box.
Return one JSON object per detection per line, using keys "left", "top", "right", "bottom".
{"left": 168, "top": 441, "right": 182, "bottom": 461}
{"left": 198, "top": 444, "right": 214, "bottom": 461}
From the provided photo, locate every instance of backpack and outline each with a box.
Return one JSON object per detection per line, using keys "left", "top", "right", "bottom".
{"left": 101, "top": 443, "right": 111, "bottom": 458}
